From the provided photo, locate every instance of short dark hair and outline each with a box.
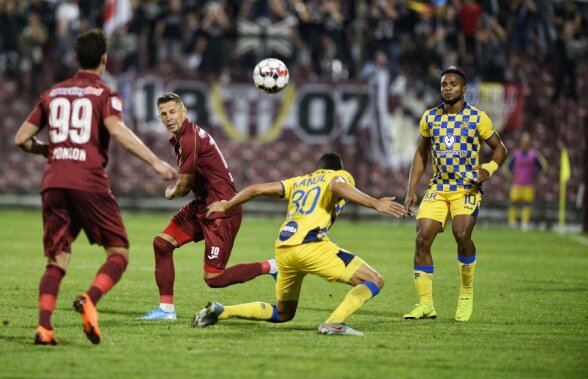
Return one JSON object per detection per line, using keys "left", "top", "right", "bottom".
{"left": 317, "top": 152, "right": 343, "bottom": 170}
{"left": 75, "top": 28, "right": 107, "bottom": 69}
{"left": 157, "top": 92, "right": 184, "bottom": 107}
{"left": 441, "top": 66, "right": 466, "bottom": 84}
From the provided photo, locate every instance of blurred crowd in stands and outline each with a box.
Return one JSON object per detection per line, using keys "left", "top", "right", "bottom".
{"left": 1, "top": 0, "right": 587, "bottom": 95}
{"left": 0, "top": 0, "right": 586, "bottom": 224}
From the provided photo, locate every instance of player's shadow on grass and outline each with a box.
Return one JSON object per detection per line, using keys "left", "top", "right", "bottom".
{"left": 0, "top": 334, "right": 78, "bottom": 347}
{"left": 195, "top": 320, "right": 317, "bottom": 333}
{"left": 98, "top": 307, "right": 146, "bottom": 317}
{"left": 300, "top": 305, "right": 404, "bottom": 319}
{"left": 0, "top": 334, "right": 34, "bottom": 345}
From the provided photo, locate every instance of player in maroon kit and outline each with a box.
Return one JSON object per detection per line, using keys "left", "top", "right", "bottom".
{"left": 14, "top": 29, "right": 177, "bottom": 345}
{"left": 139, "top": 92, "right": 277, "bottom": 320}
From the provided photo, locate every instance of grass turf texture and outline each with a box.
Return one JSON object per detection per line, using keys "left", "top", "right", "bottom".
{"left": 0, "top": 209, "right": 587, "bottom": 379}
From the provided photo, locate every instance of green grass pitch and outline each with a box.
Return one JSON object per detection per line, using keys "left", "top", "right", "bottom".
{"left": 0, "top": 209, "right": 587, "bottom": 379}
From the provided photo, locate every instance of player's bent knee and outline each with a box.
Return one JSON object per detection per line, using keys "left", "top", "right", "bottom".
{"left": 363, "top": 270, "right": 384, "bottom": 289}
{"left": 153, "top": 235, "right": 175, "bottom": 256}
{"left": 203, "top": 276, "right": 217, "bottom": 288}
{"left": 373, "top": 276, "right": 384, "bottom": 289}
{"left": 110, "top": 252, "right": 129, "bottom": 271}
{"left": 48, "top": 252, "right": 71, "bottom": 271}
{"left": 415, "top": 234, "right": 433, "bottom": 250}
{"left": 106, "top": 248, "right": 129, "bottom": 266}
{"left": 452, "top": 229, "right": 471, "bottom": 243}
{"left": 203, "top": 273, "right": 225, "bottom": 288}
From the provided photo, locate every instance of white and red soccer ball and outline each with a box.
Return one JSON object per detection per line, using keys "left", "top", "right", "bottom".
{"left": 252, "top": 58, "right": 289, "bottom": 94}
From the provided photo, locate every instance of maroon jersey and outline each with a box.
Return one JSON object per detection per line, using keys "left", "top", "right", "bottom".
{"left": 170, "top": 119, "right": 239, "bottom": 219}
{"left": 27, "top": 72, "right": 124, "bottom": 192}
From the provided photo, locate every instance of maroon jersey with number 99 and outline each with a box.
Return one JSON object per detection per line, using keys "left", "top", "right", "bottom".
{"left": 27, "top": 72, "right": 124, "bottom": 193}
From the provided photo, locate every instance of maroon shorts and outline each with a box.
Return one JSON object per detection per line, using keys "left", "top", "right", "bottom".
{"left": 162, "top": 201, "right": 243, "bottom": 272}
{"left": 41, "top": 188, "right": 129, "bottom": 257}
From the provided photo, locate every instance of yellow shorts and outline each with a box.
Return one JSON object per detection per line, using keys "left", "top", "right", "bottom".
{"left": 275, "top": 240, "right": 366, "bottom": 302}
{"left": 416, "top": 189, "right": 481, "bottom": 229}
{"left": 509, "top": 185, "right": 535, "bottom": 203}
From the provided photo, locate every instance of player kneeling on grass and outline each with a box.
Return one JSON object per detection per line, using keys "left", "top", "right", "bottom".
{"left": 193, "top": 153, "right": 406, "bottom": 336}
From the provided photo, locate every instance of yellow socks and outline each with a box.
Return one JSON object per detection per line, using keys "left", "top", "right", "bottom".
{"left": 457, "top": 255, "right": 476, "bottom": 296}
{"left": 521, "top": 206, "right": 532, "bottom": 226}
{"left": 508, "top": 206, "right": 517, "bottom": 226}
{"left": 413, "top": 265, "right": 434, "bottom": 306}
{"left": 325, "top": 281, "right": 380, "bottom": 323}
{"left": 220, "top": 302, "right": 277, "bottom": 321}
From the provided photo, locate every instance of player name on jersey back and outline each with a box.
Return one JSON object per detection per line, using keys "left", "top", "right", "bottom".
{"left": 51, "top": 147, "right": 87, "bottom": 161}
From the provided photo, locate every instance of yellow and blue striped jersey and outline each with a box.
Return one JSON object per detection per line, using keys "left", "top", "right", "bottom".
{"left": 275, "top": 169, "right": 354, "bottom": 247}
{"left": 419, "top": 102, "right": 496, "bottom": 192}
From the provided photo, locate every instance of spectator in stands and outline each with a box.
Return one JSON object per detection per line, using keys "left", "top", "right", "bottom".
{"left": 322, "top": 0, "right": 354, "bottom": 78}
{"left": 181, "top": 11, "right": 203, "bottom": 72}
{"left": 108, "top": 23, "right": 140, "bottom": 74}
{"left": 291, "top": 0, "right": 324, "bottom": 76}
{"left": 504, "top": 132, "right": 548, "bottom": 231}
{"left": 477, "top": 14, "right": 507, "bottom": 82}
{"left": 55, "top": 0, "right": 81, "bottom": 69}
{"left": 534, "top": 0, "right": 555, "bottom": 57}
{"left": 438, "top": 2, "right": 461, "bottom": 69}
{"left": 458, "top": 0, "right": 483, "bottom": 68}
{"left": 154, "top": 0, "right": 184, "bottom": 72}
{"left": 0, "top": 0, "right": 24, "bottom": 80}
{"left": 369, "top": 0, "right": 400, "bottom": 76}
{"left": 412, "top": 6, "right": 443, "bottom": 79}
{"left": 507, "top": 0, "right": 537, "bottom": 56}
{"left": 551, "top": 0, "right": 582, "bottom": 102}
{"left": 199, "top": 1, "right": 231, "bottom": 78}
{"left": 18, "top": 11, "right": 48, "bottom": 95}
{"left": 237, "top": 0, "right": 295, "bottom": 70}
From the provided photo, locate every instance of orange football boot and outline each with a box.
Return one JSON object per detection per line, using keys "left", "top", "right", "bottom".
{"left": 34, "top": 326, "right": 59, "bottom": 345}
{"left": 73, "top": 293, "right": 101, "bottom": 344}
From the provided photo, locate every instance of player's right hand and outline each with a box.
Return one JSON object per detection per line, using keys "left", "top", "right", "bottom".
{"left": 404, "top": 193, "right": 417, "bottom": 217}
{"left": 154, "top": 160, "right": 177, "bottom": 180}
{"left": 206, "top": 200, "right": 229, "bottom": 218}
{"left": 375, "top": 197, "right": 406, "bottom": 218}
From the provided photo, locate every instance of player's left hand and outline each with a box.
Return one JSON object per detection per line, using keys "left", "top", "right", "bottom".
{"left": 206, "top": 200, "right": 229, "bottom": 217}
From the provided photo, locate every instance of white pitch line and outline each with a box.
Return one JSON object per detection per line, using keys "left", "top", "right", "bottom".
{"left": 559, "top": 233, "right": 588, "bottom": 247}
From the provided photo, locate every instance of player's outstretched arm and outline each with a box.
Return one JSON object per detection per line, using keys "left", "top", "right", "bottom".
{"left": 475, "top": 133, "right": 507, "bottom": 184}
{"left": 104, "top": 115, "right": 177, "bottom": 180}
{"left": 404, "top": 136, "right": 430, "bottom": 215}
{"left": 330, "top": 178, "right": 405, "bottom": 218}
{"left": 206, "top": 182, "right": 283, "bottom": 217}
{"left": 14, "top": 122, "right": 48, "bottom": 157}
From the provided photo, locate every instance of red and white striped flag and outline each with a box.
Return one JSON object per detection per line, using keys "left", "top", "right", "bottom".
{"left": 103, "top": 0, "right": 133, "bottom": 36}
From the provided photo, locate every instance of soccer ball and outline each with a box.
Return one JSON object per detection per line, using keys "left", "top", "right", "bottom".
{"left": 252, "top": 58, "right": 289, "bottom": 94}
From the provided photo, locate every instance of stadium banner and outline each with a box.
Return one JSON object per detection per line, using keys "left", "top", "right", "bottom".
{"left": 129, "top": 76, "right": 525, "bottom": 168}
{"left": 465, "top": 82, "right": 525, "bottom": 131}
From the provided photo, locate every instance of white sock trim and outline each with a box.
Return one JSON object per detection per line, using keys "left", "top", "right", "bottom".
{"left": 159, "top": 303, "right": 175, "bottom": 313}
{"left": 268, "top": 258, "right": 278, "bottom": 275}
